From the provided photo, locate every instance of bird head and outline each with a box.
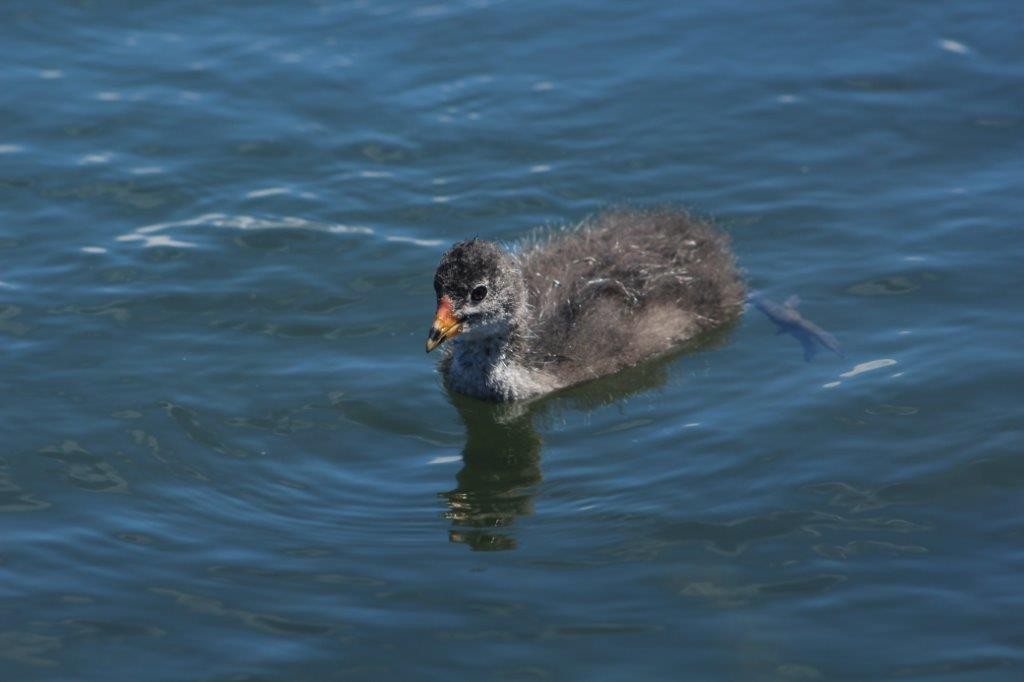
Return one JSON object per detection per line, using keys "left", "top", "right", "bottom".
{"left": 426, "top": 239, "right": 524, "bottom": 352}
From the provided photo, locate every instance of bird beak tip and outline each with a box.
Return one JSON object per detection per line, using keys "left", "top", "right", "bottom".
{"left": 426, "top": 296, "right": 460, "bottom": 353}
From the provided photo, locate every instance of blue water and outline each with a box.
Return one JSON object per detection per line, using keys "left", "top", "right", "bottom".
{"left": 3, "top": 1, "right": 1023, "bottom": 679}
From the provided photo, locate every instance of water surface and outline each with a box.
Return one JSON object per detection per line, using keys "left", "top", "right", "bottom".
{"left": 2, "top": 1, "right": 1023, "bottom": 679}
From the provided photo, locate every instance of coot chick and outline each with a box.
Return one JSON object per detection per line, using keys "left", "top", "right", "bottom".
{"left": 426, "top": 208, "right": 745, "bottom": 401}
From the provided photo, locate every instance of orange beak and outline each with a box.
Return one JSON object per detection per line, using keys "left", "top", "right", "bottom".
{"left": 426, "top": 296, "right": 462, "bottom": 352}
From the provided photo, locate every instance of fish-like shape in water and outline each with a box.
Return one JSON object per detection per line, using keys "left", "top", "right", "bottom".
{"left": 749, "top": 291, "right": 844, "bottom": 361}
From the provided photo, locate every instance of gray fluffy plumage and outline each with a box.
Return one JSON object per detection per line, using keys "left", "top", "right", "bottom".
{"left": 431, "top": 207, "right": 745, "bottom": 401}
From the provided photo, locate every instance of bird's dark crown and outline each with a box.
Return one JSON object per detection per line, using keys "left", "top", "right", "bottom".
{"left": 433, "top": 239, "right": 507, "bottom": 299}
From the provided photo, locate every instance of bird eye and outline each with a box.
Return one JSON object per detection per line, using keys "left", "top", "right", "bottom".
{"left": 470, "top": 285, "right": 487, "bottom": 303}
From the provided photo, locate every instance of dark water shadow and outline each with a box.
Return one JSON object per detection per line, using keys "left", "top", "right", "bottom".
{"left": 441, "top": 393, "right": 543, "bottom": 551}
{"left": 440, "top": 326, "right": 736, "bottom": 551}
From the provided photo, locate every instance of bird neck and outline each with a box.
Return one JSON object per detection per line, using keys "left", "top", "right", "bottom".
{"left": 447, "top": 319, "right": 533, "bottom": 401}
{"left": 453, "top": 318, "right": 524, "bottom": 365}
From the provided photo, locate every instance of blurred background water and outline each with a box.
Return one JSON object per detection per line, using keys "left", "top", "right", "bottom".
{"left": 2, "top": 0, "right": 1023, "bottom": 679}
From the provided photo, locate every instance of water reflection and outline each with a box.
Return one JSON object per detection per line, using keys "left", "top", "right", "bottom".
{"left": 440, "top": 394, "right": 541, "bottom": 551}
{"left": 440, "top": 339, "right": 717, "bottom": 551}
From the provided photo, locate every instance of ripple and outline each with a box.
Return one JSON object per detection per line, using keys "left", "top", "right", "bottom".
{"left": 839, "top": 358, "right": 897, "bottom": 378}
{"left": 149, "top": 588, "right": 332, "bottom": 636}
{"left": 114, "top": 212, "right": 448, "bottom": 252}
{"left": 386, "top": 235, "right": 444, "bottom": 247}
{"left": 845, "top": 274, "right": 934, "bottom": 296}
{"left": 428, "top": 455, "right": 462, "bottom": 465}
{"left": 161, "top": 402, "right": 251, "bottom": 459}
{"left": 776, "top": 663, "right": 822, "bottom": 680}
{"left": 678, "top": 574, "right": 846, "bottom": 607}
{"left": 116, "top": 213, "right": 373, "bottom": 249}
{"left": 0, "top": 631, "right": 60, "bottom": 667}
{"left": 547, "top": 622, "right": 662, "bottom": 637}
{"left": 813, "top": 540, "right": 928, "bottom": 559}
{"left": 115, "top": 532, "right": 156, "bottom": 545}
{"left": 0, "top": 458, "right": 50, "bottom": 513}
{"left": 937, "top": 38, "right": 971, "bottom": 55}
{"left": 77, "top": 152, "right": 114, "bottom": 165}
{"left": 245, "top": 187, "right": 291, "bottom": 199}
{"left": 865, "top": 404, "right": 918, "bottom": 416}
{"left": 38, "top": 440, "right": 127, "bottom": 493}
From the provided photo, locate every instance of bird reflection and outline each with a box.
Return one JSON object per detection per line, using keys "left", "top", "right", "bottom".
{"left": 438, "top": 331, "right": 734, "bottom": 551}
{"left": 441, "top": 394, "right": 542, "bottom": 551}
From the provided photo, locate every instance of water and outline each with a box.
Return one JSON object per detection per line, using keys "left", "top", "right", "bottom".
{"left": 2, "top": 1, "right": 1023, "bottom": 679}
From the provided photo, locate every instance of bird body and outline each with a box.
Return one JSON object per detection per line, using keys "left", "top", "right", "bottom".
{"left": 427, "top": 208, "right": 745, "bottom": 401}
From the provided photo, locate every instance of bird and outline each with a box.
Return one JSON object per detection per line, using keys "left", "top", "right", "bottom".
{"left": 426, "top": 207, "right": 746, "bottom": 401}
